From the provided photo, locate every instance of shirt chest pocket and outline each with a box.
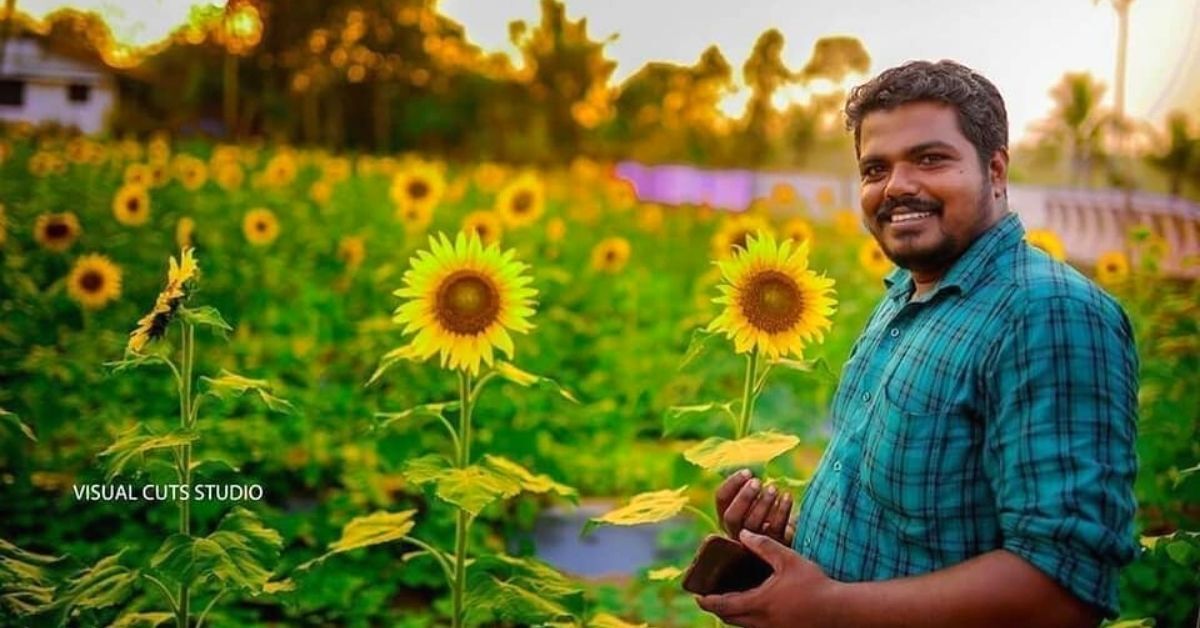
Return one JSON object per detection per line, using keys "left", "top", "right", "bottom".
{"left": 859, "top": 386, "right": 979, "bottom": 519}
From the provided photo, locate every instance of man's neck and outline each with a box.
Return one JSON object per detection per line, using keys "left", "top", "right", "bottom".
{"left": 910, "top": 271, "right": 943, "bottom": 298}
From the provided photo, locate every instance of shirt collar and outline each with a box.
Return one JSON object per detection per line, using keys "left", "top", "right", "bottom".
{"left": 882, "top": 212, "right": 1025, "bottom": 301}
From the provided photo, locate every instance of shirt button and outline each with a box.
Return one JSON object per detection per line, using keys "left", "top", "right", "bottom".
{"left": 833, "top": 461, "right": 842, "bottom": 472}
{"left": 804, "top": 536, "right": 812, "bottom": 547}
{"left": 889, "top": 328, "right": 900, "bottom": 337}
{"left": 861, "top": 392, "right": 871, "bottom": 402}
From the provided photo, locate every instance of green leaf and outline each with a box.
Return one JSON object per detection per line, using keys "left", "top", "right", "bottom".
{"left": 179, "top": 306, "right": 232, "bottom": 333}
{"left": 469, "top": 576, "right": 575, "bottom": 625}
{"left": 105, "top": 352, "right": 173, "bottom": 375}
{"left": 45, "top": 551, "right": 137, "bottom": 616}
{"left": 1103, "top": 621, "right": 1154, "bottom": 628}
{"left": 297, "top": 510, "right": 418, "bottom": 571}
{"left": 584, "top": 487, "right": 690, "bottom": 536}
{"left": 1175, "top": 460, "right": 1200, "bottom": 487}
{"left": 769, "top": 356, "right": 835, "bottom": 379}
{"left": 646, "top": 566, "right": 682, "bottom": 582}
{"left": 679, "top": 327, "right": 718, "bottom": 371}
{"left": 590, "top": 612, "right": 650, "bottom": 627}
{"left": 466, "top": 554, "right": 584, "bottom": 625}
{"left": 98, "top": 425, "right": 199, "bottom": 482}
{"left": 663, "top": 402, "right": 734, "bottom": 437}
{"left": 109, "top": 611, "right": 174, "bottom": 627}
{"left": 151, "top": 508, "right": 283, "bottom": 592}
{"left": 435, "top": 465, "right": 523, "bottom": 516}
{"left": 683, "top": 432, "right": 800, "bottom": 472}
{"left": 402, "top": 454, "right": 452, "bottom": 485}
{"left": 373, "top": 401, "right": 460, "bottom": 432}
{"left": 1165, "top": 540, "right": 1195, "bottom": 566}
{"left": 0, "top": 407, "right": 36, "bottom": 442}
{"left": 0, "top": 537, "right": 65, "bottom": 616}
{"left": 201, "top": 370, "right": 292, "bottom": 414}
{"left": 493, "top": 362, "right": 580, "bottom": 403}
{"left": 366, "top": 345, "right": 421, "bottom": 387}
{"left": 482, "top": 455, "right": 578, "bottom": 504}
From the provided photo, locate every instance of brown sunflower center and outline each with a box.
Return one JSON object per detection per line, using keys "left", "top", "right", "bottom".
{"left": 127, "top": 197, "right": 140, "bottom": 213}
{"left": 256, "top": 220, "right": 268, "bottom": 233}
{"left": 435, "top": 271, "right": 500, "bottom": 335}
{"left": 511, "top": 190, "right": 533, "bottom": 214}
{"left": 408, "top": 179, "right": 430, "bottom": 200}
{"left": 738, "top": 270, "right": 803, "bottom": 333}
{"left": 1107, "top": 263, "right": 1119, "bottom": 272}
{"left": 80, "top": 270, "right": 104, "bottom": 293}
{"left": 604, "top": 248, "right": 618, "bottom": 263}
{"left": 46, "top": 222, "right": 70, "bottom": 239}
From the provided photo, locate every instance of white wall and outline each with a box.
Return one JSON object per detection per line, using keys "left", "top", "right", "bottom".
{"left": 0, "top": 37, "right": 116, "bottom": 134}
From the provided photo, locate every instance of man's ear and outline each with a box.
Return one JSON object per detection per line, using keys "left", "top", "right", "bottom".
{"left": 989, "top": 148, "right": 1009, "bottom": 200}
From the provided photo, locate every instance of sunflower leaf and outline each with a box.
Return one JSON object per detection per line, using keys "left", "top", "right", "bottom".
{"left": 683, "top": 432, "right": 800, "bottom": 472}
{"left": 98, "top": 425, "right": 199, "bottom": 482}
{"left": 493, "top": 362, "right": 580, "bottom": 404}
{"left": 646, "top": 566, "right": 683, "bottom": 582}
{"left": 435, "top": 465, "right": 523, "bottom": 516}
{"left": 366, "top": 345, "right": 421, "bottom": 387}
{"left": 0, "top": 538, "right": 67, "bottom": 617}
{"left": 373, "top": 401, "right": 460, "bottom": 433}
{"left": 42, "top": 551, "right": 138, "bottom": 618}
{"left": 200, "top": 370, "right": 292, "bottom": 414}
{"left": 483, "top": 455, "right": 578, "bottom": 504}
{"left": 105, "top": 352, "right": 173, "bottom": 374}
{"left": 466, "top": 554, "right": 584, "bottom": 626}
{"left": 769, "top": 356, "right": 836, "bottom": 382}
{"left": 109, "top": 611, "right": 175, "bottom": 627}
{"left": 583, "top": 487, "right": 690, "bottom": 536}
{"left": 663, "top": 402, "right": 735, "bottom": 437}
{"left": 679, "top": 327, "right": 718, "bottom": 371}
{"left": 297, "top": 510, "right": 418, "bottom": 571}
{"left": 151, "top": 508, "right": 282, "bottom": 593}
{"left": 588, "top": 612, "right": 651, "bottom": 628}
{"left": 180, "top": 306, "right": 232, "bottom": 334}
{"left": 401, "top": 454, "right": 452, "bottom": 485}
{"left": 0, "top": 407, "right": 36, "bottom": 442}
{"left": 1175, "top": 460, "right": 1200, "bottom": 487}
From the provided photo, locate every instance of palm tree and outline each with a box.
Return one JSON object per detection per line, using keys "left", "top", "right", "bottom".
{"left": 1037, "top": 72, "right": 1115, "bottom": 187}
{"left": 1147, "top": 111, "right": 1198, "bottom": 197}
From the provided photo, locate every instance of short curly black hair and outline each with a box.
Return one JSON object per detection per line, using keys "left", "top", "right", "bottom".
{"left": 845, "top": 60, "right": 1008, "bottom": 168}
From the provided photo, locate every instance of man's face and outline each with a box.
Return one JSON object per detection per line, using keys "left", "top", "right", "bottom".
{"left": 857, "top": 101, "right": 1004, "bottom": 275}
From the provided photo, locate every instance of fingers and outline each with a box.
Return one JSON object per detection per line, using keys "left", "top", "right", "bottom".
{"left": 738, "top": 529, "right": 792, "bottom": 572}
{"left": 784, "top": 522, "right": 796, "bottom": 546}
{"left": 720, "top": 475, "right": 761, "bottom": 538}
{"left": 742, "top": 484, "right": 778, "bottom": 534}
{"left": 763, "top": 489, "right": 792, "bottom": 543}
{"left": 696, "top": 591, "right": 756, "bottom": 622}
{"left": 715, "top": 468, "right": 753, "bottom": 519}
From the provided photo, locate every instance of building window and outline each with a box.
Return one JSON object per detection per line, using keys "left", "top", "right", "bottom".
{"left": 0, "top": 79, "right": 24, "bottom": 107}
{"left": 68, "top": 83, "right": 91, "bottom": 103}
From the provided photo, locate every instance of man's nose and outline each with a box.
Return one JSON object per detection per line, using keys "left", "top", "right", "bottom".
{"left": 883, "top": 162, "right": 920, "bottom": 198}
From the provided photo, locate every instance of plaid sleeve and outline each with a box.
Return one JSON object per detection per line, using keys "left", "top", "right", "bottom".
{"left": 982, "top": 292, "right": 1139, "bottom": 618}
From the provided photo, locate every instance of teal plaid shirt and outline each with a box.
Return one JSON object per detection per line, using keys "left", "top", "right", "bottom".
{"left": 792, "top": 212, "right": 1139, "bottom": 618}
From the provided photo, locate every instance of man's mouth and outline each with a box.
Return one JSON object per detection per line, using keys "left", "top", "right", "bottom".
{"left": 887, "top": 210, "right": 935, "bottom": 224}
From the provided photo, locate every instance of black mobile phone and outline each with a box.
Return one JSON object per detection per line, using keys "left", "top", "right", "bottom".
{"left": 681, "top": 534, "right": 774, "bottom": 596}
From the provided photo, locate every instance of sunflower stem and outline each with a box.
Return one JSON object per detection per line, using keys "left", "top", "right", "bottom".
{"left": 177, "top": 322, "right": 195, "bottom": 628}
{"left": 736, "top": 350, "right": 760, "bottom": 440}
{"left": 451, "top": 370, "right": 474, "bottom": 628}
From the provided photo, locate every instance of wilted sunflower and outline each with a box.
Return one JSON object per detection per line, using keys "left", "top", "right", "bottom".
{"left": 1095, "top": 251, "right": 1129, "bottom": 285}
{"left": 128, "top": 248, "right": 199, "bottom": 353}
{"left": 67, "top": 254, "right": 123, "bottom": 310}
{"left": 393, "top": 232, "right": 537, "bottom": 375}
{"left": 391, "top": 161, "right": 445, "bottom": 220}
{"left": 1026, "top": 229, "right": 1066, "bottom": 261}
{"left": 858, "top": 239, "right": 894, "bottom": 278}
{"left": 495, "top": 172, "right": 545, "bottom": 228}
{"left": 712, "top": 213, "right": 774, "bottom": 259}
{"left": 34, "top": 212, "right": 82, "bottom": 252}
{"left": 462, "top": 210, "right": 503, "bottom": 245}
{"left": 243, "top": 208, "right": 280, "bottom": 246}
{"left": 591, "top": 237, "right": 632, "bottom": 273}
{"left": 708, "top": 233, "right": 836, "bottom": 359}
{"left": 113, "top": 184, "right": 151, "bottom": 226}
{"left": 781, "top": 218, "right": 815, "bottom": 246}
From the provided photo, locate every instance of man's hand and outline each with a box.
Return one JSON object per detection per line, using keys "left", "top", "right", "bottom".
{"left": 695, "top": 530, "right": 840, "bottom": 628}
{"left": 715, "top": 469, "right": 795, "bottom": 545}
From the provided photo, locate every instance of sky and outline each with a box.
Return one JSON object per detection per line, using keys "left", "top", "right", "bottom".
{"left": 17, "top": 0, "right": 1200, "bottom": 144}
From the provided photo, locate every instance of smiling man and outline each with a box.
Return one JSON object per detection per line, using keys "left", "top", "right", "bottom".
{"left": 700, "top": 60, "right": 1139, "bottom": 627}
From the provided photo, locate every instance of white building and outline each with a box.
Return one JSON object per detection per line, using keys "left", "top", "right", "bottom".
{"left": 0, "top": 35, "right": 117, "bottom": 134}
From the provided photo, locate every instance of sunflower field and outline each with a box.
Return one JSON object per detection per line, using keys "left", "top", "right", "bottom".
{"left": 1, "top": 128, "right": 1198, "bottom": 627}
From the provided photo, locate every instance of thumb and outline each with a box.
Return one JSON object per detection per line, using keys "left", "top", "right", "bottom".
{"left": 738, "top": 528, "right": 792, "bottom": 572}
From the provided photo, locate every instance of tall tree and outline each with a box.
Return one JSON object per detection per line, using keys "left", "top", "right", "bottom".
{"left": 1147, "top": 111, "right": 1199, "bottom": 197}
{"left": 1036, "top": 72, "right": 1115, "bottom": 187}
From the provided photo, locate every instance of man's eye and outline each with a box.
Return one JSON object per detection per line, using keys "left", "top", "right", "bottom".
{"left": 919, "top": 154, "right": 947, "bottom": 165}
{"left": 861, "top": 165, "right": 884, "bottom": 178}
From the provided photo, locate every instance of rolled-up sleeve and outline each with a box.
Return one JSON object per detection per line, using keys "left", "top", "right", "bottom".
{"left": 983, "top": 292, "right": 1139, "bottom": 618}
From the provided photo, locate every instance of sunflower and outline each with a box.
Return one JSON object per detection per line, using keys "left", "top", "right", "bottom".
{"left": 215, "top": 161, "right": 245, "bottom": 191}
{"left": 335, "top": 235, "right": 365, "bottom": 270}
{"left": 172, "top": 154, "right": 208, "bottom": 191}
{"left": 473, "top": 162, "right": 507, "bottom": 192}
{"left": 397, "top": 202, "right": 434, "bottom": 232}
{"left": 243, "top": 208, "right": 280, "bottom": 246}
{"left": 124, "top": 163, "right": 151, "bottom": 187}
{"left": 1095, "top": 251, "right": 1129, "bottom": 285}
{"left": 712, "top": 213, "right": 774, "bottom": 259}
{"left": 636, "top": 204, "right": 664, "bottom": 233}
{"left": 309, "top": 179, "right": 333, "bottom": 206}
{"left": 34, "top": 212, "right": 82, "bottom": 252}
{"left": 495, "top": 172, "right": 545, "bottom": 228}
{"left": 591, "top": 237, "right": 632, "bottom": 273}
{"left": 770, "top": 183, "right": 798, "bottom": 208}
{"left": 832, "top": 208, "right": 861, "bottom": 237}
{"left": 113, "top": 184, "right": 151, "bottom": 226}
{"left": 263, "top": 152, "right": 298, "bottom": 187}
{"left": 128, "top": 248, "right": 199, "bottom": 353}
{"left": 707, "top": 233, "right": 836, "bottom": 359}
{"left": 67, "top": 254, "right": 123, "bottom": 310}
{"left": 858, "top": 239, "right": 894, "bottom": 278}
{"left": 781, "top": 218, "right": 815, "bottom": 246}
{"left": 1026, "top": 229, "right": 1066, "bottom": 261}
{"left": 546, "top": 217, "right": 567, "bottom": 243}
{"left": 176, "top": 216, "right": 195, "bottom": 249}
{"left": 816, "top": 186, "right": 836, "bottom": 209}
{"left": 391, "top": 161, "right": 445, "bottom": 220}
{"left": 462, "top": 210, "right": 503, "bottom": 246}
{"left": 148, "top": 162, "right": 170, "bottom": 188}
{"left": 393, "top": 232, "right": 537, "bottom": 375}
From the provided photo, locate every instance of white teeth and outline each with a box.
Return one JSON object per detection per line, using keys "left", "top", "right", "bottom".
{"left": 890, "top": 211, "right": 932, "bottom": 223}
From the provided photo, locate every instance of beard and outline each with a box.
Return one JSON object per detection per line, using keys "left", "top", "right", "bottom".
{"left": 874, "top": 180, "right": 994, "bottom": 274}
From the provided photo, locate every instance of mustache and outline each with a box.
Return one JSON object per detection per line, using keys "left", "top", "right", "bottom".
{"left": 878, "top": 196, "right": 943, "bottom": 222}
